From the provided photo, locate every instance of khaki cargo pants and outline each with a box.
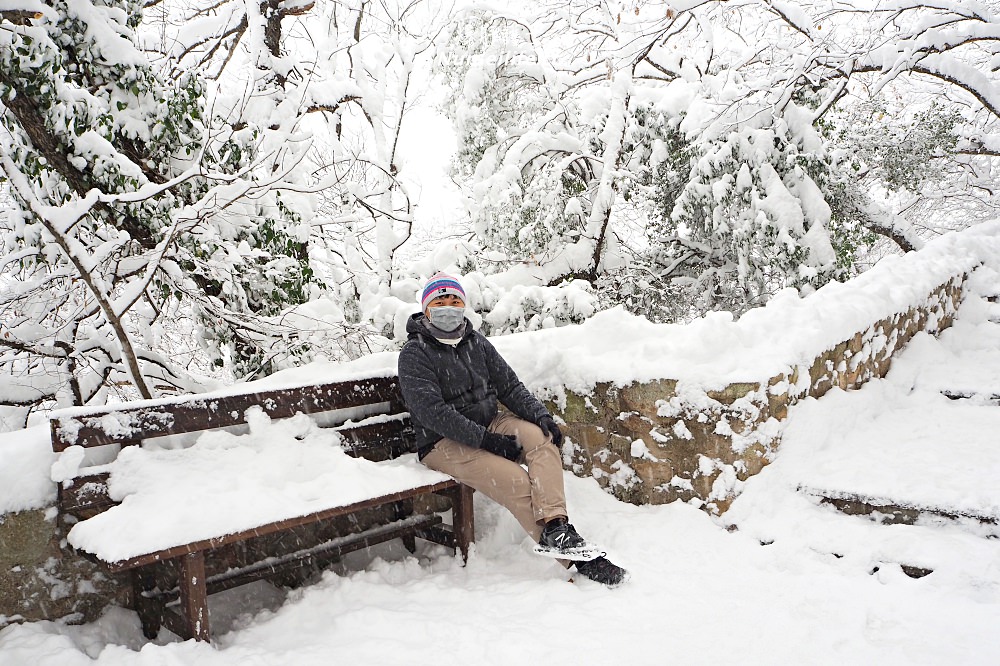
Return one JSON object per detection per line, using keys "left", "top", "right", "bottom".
{"left": 421, "top": 411, "right": 566, "bottom": 542}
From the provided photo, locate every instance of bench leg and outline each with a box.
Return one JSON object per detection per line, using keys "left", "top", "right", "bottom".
{"left": 179, "top": 551, "right": 210, "bottom": 642}
{"left": 451, "top": 484, "right": 475, "bottom": 563}
{"left": 131, "top": 567, "right": 161, "bottom": 640}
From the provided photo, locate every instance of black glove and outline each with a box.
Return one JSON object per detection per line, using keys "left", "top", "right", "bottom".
{"left": 481, "top": 431, "right": 522, "bottom": 462}
{"left": 537, "top": 416, "right": 563, "bottom": 446}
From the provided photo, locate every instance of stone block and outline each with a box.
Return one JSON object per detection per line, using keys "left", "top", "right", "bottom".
{"left": 0, "top": 509, "right": 126, "bottom": 626}
{"left": 706, "top": 382, "right": 759, "bottom": 406}
{"left": 618, "top": 379, "right": 677, "bottom": 415}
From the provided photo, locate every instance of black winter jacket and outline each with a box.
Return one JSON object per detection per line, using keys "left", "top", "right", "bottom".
{"left": 397, "top": 313, "right": 550, "bottom": 456}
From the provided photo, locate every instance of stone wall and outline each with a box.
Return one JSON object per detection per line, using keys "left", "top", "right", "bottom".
{"left": 0, "top": 509, "right": 128, "bottom": 626}
{"left": 549, "top": 274, "right": 967, "bottom": 514}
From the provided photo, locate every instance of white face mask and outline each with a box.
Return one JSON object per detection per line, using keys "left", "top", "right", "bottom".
{"left": 427, "top": 306, "right": 465, "bottom": 332}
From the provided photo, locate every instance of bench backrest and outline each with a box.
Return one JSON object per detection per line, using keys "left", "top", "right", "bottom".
{"left": 50, "top": 376, "right": 415, "bottom": 520}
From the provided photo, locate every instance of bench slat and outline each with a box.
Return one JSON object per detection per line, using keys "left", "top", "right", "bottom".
{"left": 799, "top": 485, "right": 1000, "bottom": 528}
{"left": 339, "top": 419, "right": 414, "bottom": 461}
{"left": 51, "top": 376, "right": 403, "bottom": 452}
{"left": 58, "top": 473, "right": 114, "bottom": 517}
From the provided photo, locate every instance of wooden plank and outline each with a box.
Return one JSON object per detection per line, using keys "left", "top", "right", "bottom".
{"left": 800, "top": 486, "right": 999, "bottom": 527}
{"left": 179, "top": 552, "right": 210, "bottom": 642}
{"left": 100, "top": 479, "right": 461, "bottom": 571}
{"left": 158, "top": 607, "right": 193, "bottom": 642}
{"left": 818, "top": 494, "right": 998, "bottom": 526}
{"left": 51, "top": 376, "right": 403, "bottom": 452}
{"left": 941, "top": 389, "right": 1000, "bottom": 402}
{"left": 339, "top": 419, "right": 414, "bottom": 460}
{"left": 58, "top": 473, "right": 113, "bottom": 516}
{"left": 412, "top": 523, "right": 457, "bottom": 550}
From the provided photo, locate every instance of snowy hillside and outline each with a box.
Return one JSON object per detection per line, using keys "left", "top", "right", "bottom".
{"left": 1, "top": 237, "right": 999, "bottom": 664}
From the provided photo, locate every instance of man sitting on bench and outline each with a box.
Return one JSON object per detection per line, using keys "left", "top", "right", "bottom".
{"left": 397, "top": 273, "right": 629, "bottom": 587}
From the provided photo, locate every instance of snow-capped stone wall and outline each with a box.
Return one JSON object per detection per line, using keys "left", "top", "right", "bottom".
{"left": 550, "top": 274, "right": 967, "bottom": 513}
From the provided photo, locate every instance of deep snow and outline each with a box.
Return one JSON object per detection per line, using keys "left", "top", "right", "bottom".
{"left": 1, "top": 239, "right": 999, "bottom": 663}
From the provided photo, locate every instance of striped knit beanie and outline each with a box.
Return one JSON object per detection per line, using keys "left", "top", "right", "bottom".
{"left": 421, "top": 273, "right": 466, "bottom": 311}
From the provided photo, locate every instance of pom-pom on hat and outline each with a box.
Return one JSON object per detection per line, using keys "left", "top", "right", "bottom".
{"left": 421, "top": 273, "right": 466, "bottom": 312}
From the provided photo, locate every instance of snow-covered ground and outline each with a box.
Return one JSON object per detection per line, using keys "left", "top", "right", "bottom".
{"left": 2, "top": 263, "right": 1000, "bottom": 664}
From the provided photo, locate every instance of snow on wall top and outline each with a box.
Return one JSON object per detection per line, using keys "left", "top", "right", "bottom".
{"left": 48, "top": 220, "right": 1000, "bottom": 422}
{"left": 501, "top": 221, "right": 997, "bottom": 396}
{"left": 261, "top": 220, "right": 995, "bottom": 399}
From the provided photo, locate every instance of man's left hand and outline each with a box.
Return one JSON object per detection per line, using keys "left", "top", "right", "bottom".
{"left": 538, "top": 416, "right": 563, "bottom": 446}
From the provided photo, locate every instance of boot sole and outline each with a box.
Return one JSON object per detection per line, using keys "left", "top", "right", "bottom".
{"left": 533, "top": 544, "right": 605, "bottom": 561}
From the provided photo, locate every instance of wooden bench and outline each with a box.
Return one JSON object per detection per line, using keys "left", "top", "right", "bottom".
{"left": 49, "top": 376, "right": 474, "bottom": 642}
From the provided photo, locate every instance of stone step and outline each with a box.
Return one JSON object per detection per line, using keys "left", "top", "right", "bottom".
{"left": 798, "top": 485, "right": 1000, "bottom": 538}
{"left": 941, "top": 389, "right": 1000, "bottom": 404}
{"left": 726, "top": 522, "right": 937, "bottom": 579}
{"left": 871, "top": 563, "right": 934, "bottom": 579}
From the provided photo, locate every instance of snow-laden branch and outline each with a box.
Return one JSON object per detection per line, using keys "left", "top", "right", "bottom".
{"left": 0, "top": 147, "right": 154, "bottom": 399}
{"left": 580, "top": 71, "right": 632, "bottom": 279}
{"left": 859, "top": 200, "right": 926, "bottom": 253}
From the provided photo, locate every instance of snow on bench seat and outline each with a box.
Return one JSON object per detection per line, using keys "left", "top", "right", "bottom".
{"left": 63, "top": 408, "right": 451, "bottom": 564}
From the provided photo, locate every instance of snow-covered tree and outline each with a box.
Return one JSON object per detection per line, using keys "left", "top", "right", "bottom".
{"left": 436, "top": 0, "right": 1000, "bottom": 324}
{"left": 0, "top": 0, "right": 313, "bottom": 408}
{"left": 148, "top": 0, "right": 464, "bottom": 345}
{"left": 3, "top": 0, "right": 998, "bottom": 413}
{"left": 436, "top": 8, "right": 634, "bottom": 286}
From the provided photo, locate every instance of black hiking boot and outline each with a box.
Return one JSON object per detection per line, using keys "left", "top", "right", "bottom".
{"left": 535, "top": 518, "right": 603, "bottom": 561}
{"left": 574, "top": 556, "right": 630, "bottom": 587}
